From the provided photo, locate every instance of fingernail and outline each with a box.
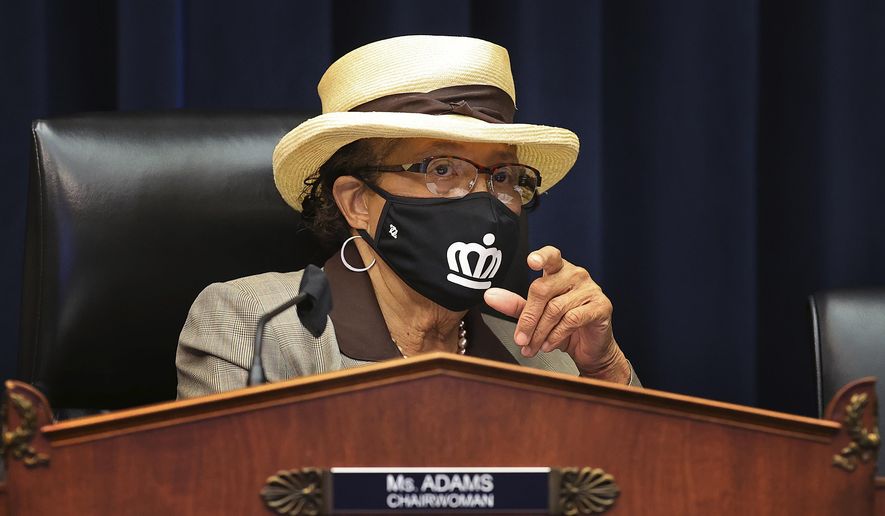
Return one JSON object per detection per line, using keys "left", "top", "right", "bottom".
{"left": 515, "top": 332, "right": 528, "bottom": 346}
{"left": 521, "top": 346, "right": 533, "bottom": 357}
{"left": 541, "top": 341, "right": 551, "bottom": 352}
{"left": 484, "top": 289, "right": 500, "bottom": 299}
{"left": 529, "top": 253, "right": 543, "bottom": 265}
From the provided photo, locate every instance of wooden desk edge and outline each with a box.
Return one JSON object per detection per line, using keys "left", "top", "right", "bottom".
{"left": 38, "top": 353, "right": 840, "bottom": 442}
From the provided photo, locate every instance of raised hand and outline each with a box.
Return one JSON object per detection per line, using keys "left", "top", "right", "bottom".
{"left": 484, "top": 246, "right": 631, "bottom": 383}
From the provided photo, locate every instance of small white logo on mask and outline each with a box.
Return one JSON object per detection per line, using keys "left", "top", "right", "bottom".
{"left": 389, "top": 224, "right": 398, "bottom": 239}
{"left": 445, "top": 233, "right": 502, "bottom": 290}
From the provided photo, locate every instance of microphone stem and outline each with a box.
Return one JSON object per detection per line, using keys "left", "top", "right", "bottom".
{"left": 247, "top": 292, "right": 308, "bottom": 386}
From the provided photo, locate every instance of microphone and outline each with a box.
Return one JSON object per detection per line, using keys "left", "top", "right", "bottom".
{"left": 247, "top": 264, "right": 332, "bottom": 386}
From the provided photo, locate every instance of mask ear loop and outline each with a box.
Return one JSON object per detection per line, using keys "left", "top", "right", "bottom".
{"left": 340, "top": 235, "right": 376, "bottom": 272}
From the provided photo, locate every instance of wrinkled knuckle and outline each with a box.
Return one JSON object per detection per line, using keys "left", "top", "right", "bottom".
{"left": 519, "top": 311, "right": 541, "bottom": 328}
{"left": 599, "top": 295, "right": 613, "bottom": 314}
{"left": 547, "top": 298, "right": 568, "bottom": 317}
{"left": 529, "top": 281, "right": 551, "bottom": 299}
{"left": 563, "top": 309, "right": 585, "bottom": 327}
{"left": 599, "top": 297, "right": 614, "bottom": 316}
{"left": 570, "top": 266, "right": 591, "bottom": 283}
{"left": 548, "top": 327, "right": 570, "bottom": 345}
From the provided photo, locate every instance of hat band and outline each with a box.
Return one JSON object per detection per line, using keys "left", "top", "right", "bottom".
{"left": 348, "top": 85, "right": 515, "bottom": 124}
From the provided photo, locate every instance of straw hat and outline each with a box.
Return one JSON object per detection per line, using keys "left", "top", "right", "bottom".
{"left": 272, "top": 35, "right": 580, "bottom": 211}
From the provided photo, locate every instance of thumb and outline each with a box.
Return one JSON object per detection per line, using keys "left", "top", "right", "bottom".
{"left": 484, "top": 288, "right": 527, "bottom": 319}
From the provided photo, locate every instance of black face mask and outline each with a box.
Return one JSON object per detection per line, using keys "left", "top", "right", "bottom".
{"left": 357, "top": 184, "right": 521, "bottom": 311}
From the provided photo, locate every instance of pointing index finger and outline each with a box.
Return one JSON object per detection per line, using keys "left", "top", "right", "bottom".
{"left": 528, "top": 246, "right": 564, "bottom": 275}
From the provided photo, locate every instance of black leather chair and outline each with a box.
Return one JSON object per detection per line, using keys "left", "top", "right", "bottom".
{"left": 18, "top": 111, "right": 531, "bottom": 415}
{"left": 809, "top": 287, "right": 885, "bottom": 471}
{"left": 18, "top": 112, "right": 326, "bottom": 413}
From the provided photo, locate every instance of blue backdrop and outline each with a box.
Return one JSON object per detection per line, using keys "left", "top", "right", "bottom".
{"left": 2, "top": 0, "right": 884, "bottom": 416}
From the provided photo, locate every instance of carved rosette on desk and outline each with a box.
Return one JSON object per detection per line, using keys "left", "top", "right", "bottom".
{"left": 260, "top": 466, "right": 619, "bottom": 515}
{"left": 261, "top": 468, "right": 324, "bottom": 516}
{"left": 825, "top": 377, "right": 881, "bottom": 473}
{"left": 1, "top": 381, "right": 52, "bottom": 468}
{"left": 558, "top": 467, "right": 620, "bottom": 515}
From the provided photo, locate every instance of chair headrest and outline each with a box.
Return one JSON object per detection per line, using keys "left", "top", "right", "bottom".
{"left": 19, "top": 111, "right": 322, "bottom": 410}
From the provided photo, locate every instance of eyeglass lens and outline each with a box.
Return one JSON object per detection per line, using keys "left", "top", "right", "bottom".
{"left": 422, "top": 157, "right": 538, "bottom": 206}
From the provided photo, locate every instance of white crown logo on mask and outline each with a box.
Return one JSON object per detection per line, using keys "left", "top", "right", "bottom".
{"left": 445, "top": 233, "right": 503, "bottom": 290}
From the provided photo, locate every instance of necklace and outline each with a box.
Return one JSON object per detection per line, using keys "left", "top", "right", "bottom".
{"left": 394, "top": 320, "right": 467, "bottom": 358}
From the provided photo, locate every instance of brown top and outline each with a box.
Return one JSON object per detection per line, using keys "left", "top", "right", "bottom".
{"left": 177, "top": 244, "right": 632, "bottom": 400}
{"left": 325, "top": 244, "right": 519, "bottom": 365}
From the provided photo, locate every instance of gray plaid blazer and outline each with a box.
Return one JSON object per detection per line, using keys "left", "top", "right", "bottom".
{"left": 176, "top": 253, "right": 639, "bottom": 399}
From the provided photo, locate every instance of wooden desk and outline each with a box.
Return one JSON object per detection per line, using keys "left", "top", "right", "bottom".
{"left": 2, "top": 353, "right": 880, "bottom": 514}
{"left": 0, "top": 481, "right": 7, "bottom": 516}
{"left": 877, "top": 477, "right": 885, "bottom": 515}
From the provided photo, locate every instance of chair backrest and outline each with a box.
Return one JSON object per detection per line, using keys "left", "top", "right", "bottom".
{"left": 809, "top": 287, "right": 885, "bottom": 472}
{"left": 19, "top": 112, "right": 325, "bottom": 411}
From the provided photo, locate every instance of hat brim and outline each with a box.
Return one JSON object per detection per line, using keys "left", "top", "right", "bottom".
{"left": 272, "top": 111, "right": 580, "bottom": 211}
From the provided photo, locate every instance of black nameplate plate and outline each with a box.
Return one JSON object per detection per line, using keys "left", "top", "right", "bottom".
{"left": 329, "top": 467, "right": 551, "bottom": 513}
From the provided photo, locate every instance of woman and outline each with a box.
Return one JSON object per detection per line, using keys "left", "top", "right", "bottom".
{"left": 176, "top": 35, "right": 638, "bottom": 398}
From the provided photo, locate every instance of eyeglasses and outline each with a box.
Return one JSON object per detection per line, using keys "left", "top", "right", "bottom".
{"left": 361, "top": 156, "right": 542, "bottom": 207}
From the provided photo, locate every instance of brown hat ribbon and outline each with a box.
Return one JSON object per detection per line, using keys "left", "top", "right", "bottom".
{"left": 349, "top": 85, "right": 515, "bottom": 124}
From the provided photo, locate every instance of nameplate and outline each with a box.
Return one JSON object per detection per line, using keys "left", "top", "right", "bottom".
{"left": 332, "top": 467, "right": 550, "bottom": 513}
{"left": 260, "top": 466, "right": 619, "bottom": 514}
